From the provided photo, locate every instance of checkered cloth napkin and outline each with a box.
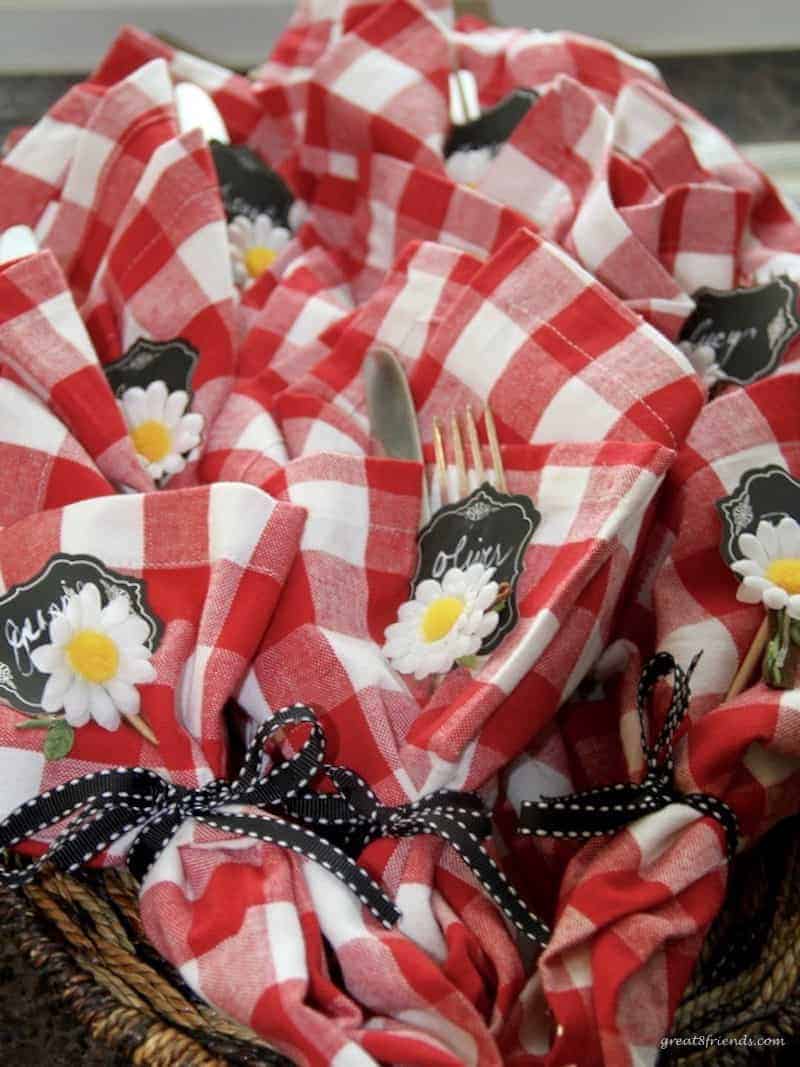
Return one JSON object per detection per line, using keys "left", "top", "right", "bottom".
{"left": 281, "top": 0, "right": 800, "bottom": 350}
{"left": 0, "top": 115, "right": 238, "bottom": 489}
{"left": 486, "top": 371, "right": 800, "bottom": 1065}
{"left": 0, "top": 483, "right": 305, "bottom": 856}
{"left": 159, "top": 221, "right": 710, "bottom": 1062}
{"left": 139, "top": 436, "right": 673, "bottom": 1066}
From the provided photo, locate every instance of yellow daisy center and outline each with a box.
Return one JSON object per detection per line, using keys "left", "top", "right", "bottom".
{"left": 766, "top": 558, "right": 800, "bottom": 596}
{"left": 421, "top": 596, "right": 464, "bottom": 643}
{"left": 66, "top": 630, "right": 119, "bottom": 684}
{"left": 244, "top": 245, "right": 277, "bottom": 279}
{"left": 130, "top": 419, "right": 172, "bottom": 463}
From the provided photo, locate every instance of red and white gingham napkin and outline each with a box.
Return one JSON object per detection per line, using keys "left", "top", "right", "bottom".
{"left": 493, "top": 371, "right": 800, "bottom": 1065}
{"left": 0, "top": 482, "right": 305, "bottom": 854}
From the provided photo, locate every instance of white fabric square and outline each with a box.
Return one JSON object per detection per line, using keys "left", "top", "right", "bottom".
{"left": 444, "top": 302, "right": 527, "bottom": 398}
{"left": 483, "top": 146, "right": 572, "bottom": 233}
{"left": 673, "top": 251, "right": 733, "bottom": 293}
{"left": 62, "top": 128, "right": 116, "bottom": 209}
{"left": 322, "top": 629, "right": 405, "bottom": 694}
{"left": 289, "top": 481, "right": 368, "bottom": 565}
{"left": 535, "top": 465, "right": 591, "bottom": 544}
{"left": 0, "top": 382, "right": 67, "bottom": 453}
{"left": 570, "top": 183, "right": 630, "bottom": 271}
{"left": 265, "top": 901, "right": 308, "bottom": 983}
{"left": 288, "top": 297, "right": 347, "bottom": 347}
{"left": 332, "top": 51, "right": 419, "bottom": 112}
{"left": 533, "top": 376, "right": 621, "bottom": 443}
{"left": 209, "top": 484, "right": 277, "bottom": 566}
{"left": 60, "top": 494, "right": 145, "bottom": 567}
{"left": 177, "top": 222, "right": 233, "bottom": 304}
{"left": 0, "top": 747, "right": 45, "bottom": 818}
{"left": 614, "top": 86, "right": 676, "bottom": 158}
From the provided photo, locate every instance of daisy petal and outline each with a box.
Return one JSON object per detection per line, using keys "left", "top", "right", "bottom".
{"left": 88, "top": 684, "right": 121, "bottom": 730}
{"left": 31, "top": 643, "right": 64, "bottom": 674}
{"left": 64, "top": 701, "right": 91, "bottom": 728}
{"left": 117, "top": 656, "right": 156, "bottom": 685}
{"left": 478, "top": 611, "right": 499, "bottom": 638}
{"left": 65, "top": 594, "right": 83, "bottom": 629}
{"left": 109, "top": 616, "right": 150, "bottom": 647}
{"left": 755, "top": 520, "right": 778, "bottom": 558}
{"left": 41, "top": 668, "right": 74, "bottom": 711}
{"left": 442, "top": 569, "right": 466, "bottom": 595}
{"left": 416, "top": 580, "right": 442, "bottom": 604}
{"left": 738, "top": 533, "right": 769, "bottom": 569}
{"left": 164, "top": 390, "right": 190, "bottom": 427}
{"left": 79, "top": 583, "right": 103, "bottom": 627}
{"left": 777, "top": 516, "right": 800, "bottom": 558}
{"left": 145, "top": 380, "right": 168, "bottom": 418}
{"left": 121, "top": 387, "right": 148, "bottom": 426}
{"left": 49, "top": 613, "right": 73, "bottom": 646}
{"left": 736, "top": 582, "right": 767, "bottom": 605}
{"left": 105, "top": 679, "right": 140, "bottom": 715}
{"left": 731, "top": 559, "right": 764, "bottom": 578}
{"left": 100, "top": 596, "right": 130, "bottom": 628}
{"left": 63, "top": 677, "right": 89, "bottom": 722}
{"left": 788, "top": 595, "right": 800, "bottom": 620}
{"left": 764, "top": 585, "right": 789, "bottom": 610}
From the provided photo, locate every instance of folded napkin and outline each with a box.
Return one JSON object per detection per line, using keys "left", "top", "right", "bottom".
{"left": 0, "top": 380, "right": 114, "bottom": 526}
{"left": 0, "top": 125, "right": 238, "bottom": 489}
{"left": 0, "top": 483, "right": 305, "bottom": 855}
{"left": 502, "top": 372, "right": 800, "bottom": 1065}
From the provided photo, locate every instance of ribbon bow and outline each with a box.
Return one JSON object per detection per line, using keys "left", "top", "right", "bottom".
{"left": 320, "top": 765, "right": 552, "bottom": 945}
{"left": 0, "top": 705, "right": 403, "bottom": 928}
{"left": 518, "top": 652, "right": 739, "bottom": 860}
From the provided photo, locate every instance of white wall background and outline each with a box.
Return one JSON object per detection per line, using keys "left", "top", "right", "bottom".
{"left": 1, "top": 0, "right": 799, "bottom": 72}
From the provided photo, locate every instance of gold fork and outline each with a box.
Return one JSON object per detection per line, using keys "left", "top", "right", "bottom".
{"left": 430, "top": 405, "right": 507, "bottom": 507}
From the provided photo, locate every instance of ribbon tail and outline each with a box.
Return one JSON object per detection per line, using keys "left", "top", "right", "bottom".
{"left": 519, "top": 783, "right": 653, "bottom": 839}
{"left": 193, "top": 809, "right": 401, "bottom": 928}
{"left": 680, "top": 792, "right": 740, "bottom": 861}
{"left": 421, "top": 812, "right": 551, "bottom": 946}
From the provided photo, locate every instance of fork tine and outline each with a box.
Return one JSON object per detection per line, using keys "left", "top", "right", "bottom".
{"left": 432, "top": 416, "right": 449, "bottom": 503}
{"left": 484, "top": 406, "right": 507, "bottom": 493}
{"left": 464, "top": 406, "right": 485, "bottom": 484}
{"left": 450, "top": 412, "right": 469, "bottom": 499}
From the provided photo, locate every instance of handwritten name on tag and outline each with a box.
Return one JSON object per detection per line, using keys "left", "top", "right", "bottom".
{"left": 680, "top": 276, "right": 800, "bottom": 385}
{"left": 413, "top": 483, "right": 540, "bottom": 653}
{"left": 0, "top": 556, "right": 163, "bottom": 716}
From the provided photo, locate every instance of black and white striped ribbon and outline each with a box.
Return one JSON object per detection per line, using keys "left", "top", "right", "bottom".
{"left": 519, "top": 652, "right": 739, "bottom": 860}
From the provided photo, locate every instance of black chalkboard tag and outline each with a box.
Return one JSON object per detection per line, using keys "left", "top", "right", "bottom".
{"left": 0, "top": 555, "right": 163, "bottom": 716}
{"left": 680, "top": 276, "right": 800, "bottom": 386}
{"left": 104, "top": 337, "right": 199, "bottom": 400}
{"left": 210, "top": 140, "right": 295, "bottom": 226}
{"left": 444, "top": 88, "right": 539, "bottom": 158}
{"left": 716, "top": 464, "right": 800, "bottom": 565}
{"left": 413, "top": 483, "right": 540, "bottom": 654}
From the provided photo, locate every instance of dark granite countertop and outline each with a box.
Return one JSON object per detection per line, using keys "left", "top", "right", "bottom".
{"left": 0, "top": 46, "right": 798, "bottom": 1067}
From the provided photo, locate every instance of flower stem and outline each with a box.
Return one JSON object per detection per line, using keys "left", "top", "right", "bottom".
{"left": 763, "top": 608, "right": 798, "bottom": 689}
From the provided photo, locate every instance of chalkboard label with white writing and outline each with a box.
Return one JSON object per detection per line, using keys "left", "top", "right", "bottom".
{"left": 680, "top": 276, "right": 800, "bottom": 385}
{"left": 716, "top": 464, "right": 800, "bottom": 565}
{"left": 0, "top": 555, "right": 163, "bottom": 716}
{"left": 413, "top": 483, "right": 540, "bottom": 653}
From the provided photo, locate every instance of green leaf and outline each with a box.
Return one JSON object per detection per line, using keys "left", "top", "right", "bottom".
{"left": 456, "top": 654, "right": 480, "bottom": 670}
{"left": 15, "top": 717, "right": 55, "bottom": 731}
{"left": 790, "top": 620, "right": 800, "bottom": 647}
{"left": 43, "top": 720, "right": 75, "bottom": 761}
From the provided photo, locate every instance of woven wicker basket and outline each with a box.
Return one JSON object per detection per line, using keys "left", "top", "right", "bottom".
{"left": 0, "top": 814, "right": 797, "bottom": 1065}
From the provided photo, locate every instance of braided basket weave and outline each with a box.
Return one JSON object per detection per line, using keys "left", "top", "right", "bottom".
{"left": 0, "top": 813, "right": 797, "bottom": 1065}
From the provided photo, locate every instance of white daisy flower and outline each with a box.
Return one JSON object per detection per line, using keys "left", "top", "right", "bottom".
{"left": 731, "top": 516, "right": 800, "bottom": 618}
{"left": 119, "top": 380, "right": 204, "bottom": 482}
{"left": 30, "top": 583, "right": 157, "bottom": 731}
{"left": 678, "top": 340, "right": 723, "bottom": 389}
{"left": 383, "top": 563, "right": 500, "bottom": 680}
{"left": 445, "top": 146, "right": 494, "bottom": 188}
{"left": 228, "top": 213, "right": 291, "bottom": 287}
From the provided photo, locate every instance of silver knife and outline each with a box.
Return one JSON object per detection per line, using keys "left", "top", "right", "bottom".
{"left": 363, "top": 347, "right": 430, "bottom": 521}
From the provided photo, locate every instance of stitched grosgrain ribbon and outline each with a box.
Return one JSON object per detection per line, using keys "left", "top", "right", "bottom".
{"left": 518, "top": 652, "right": 740, "bottom": 860}
{"left": 0, "top": 704, "right": 550, "bottom": 942}
{"left": 0, "top": 705, "right": 401, "bottom": 926}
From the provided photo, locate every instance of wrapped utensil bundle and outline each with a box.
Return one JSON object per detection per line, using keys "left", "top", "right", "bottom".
{"left": 1, "top": 3, "right": 800, "bottom": 1064}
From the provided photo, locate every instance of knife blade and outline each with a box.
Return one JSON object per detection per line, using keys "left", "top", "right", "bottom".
{"left": 363, "top": 347, "right": 429, "bottom": 520}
